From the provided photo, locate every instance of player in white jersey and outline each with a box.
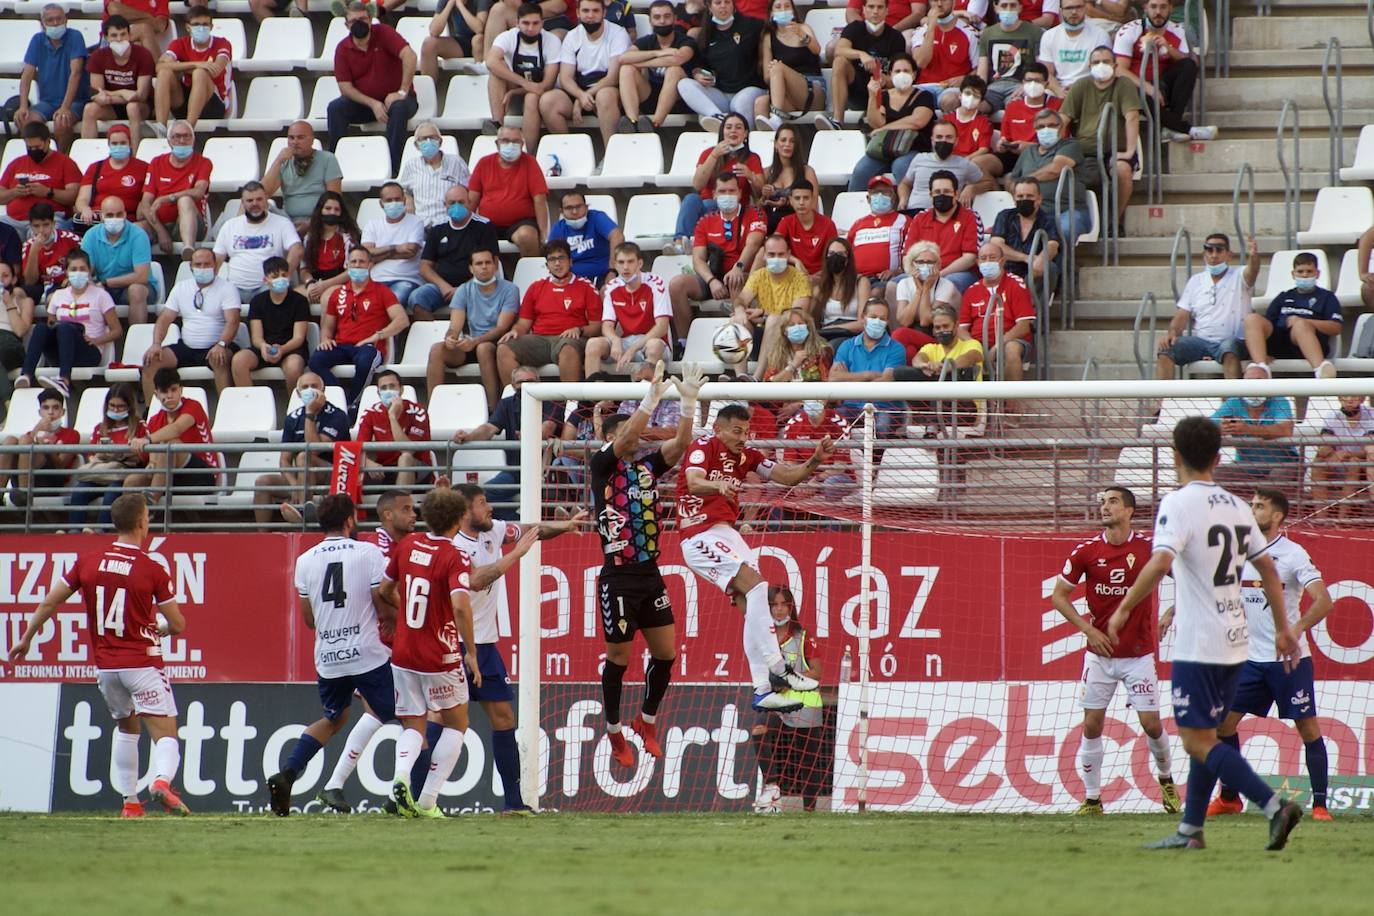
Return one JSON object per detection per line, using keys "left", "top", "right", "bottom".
{"left": 1108, "top": 416, "right": 1304, "bottom": 851}
{"left": 451, "top": 482, "right": 585, "bottom": 815}
{"left": 1209, "top": 487, "right": 1334, "bottom": 821}
{"left": 267, "top": 494, "right": 393, "bottom": 817}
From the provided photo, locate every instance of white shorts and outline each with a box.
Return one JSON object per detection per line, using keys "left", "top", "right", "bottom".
{"left": 392, "top": 664, "right": 468, "bottom": 716}
{"left": 97, "top": 666, "right": 177, "bottom": 720}
{"left": 681, "top": 525, "right": 758, "bottom": 593}
{"left": 1080, "top": 653, "right": 1159, "bottom": 712}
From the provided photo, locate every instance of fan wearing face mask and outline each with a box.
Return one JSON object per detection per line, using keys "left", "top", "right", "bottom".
{"left": 83, "top": 16, "right": 155, "bottom": 144}
{"left": 1312, "top": 397, "right": 1374, "bottom": 516}
{"left": 847, "top": 52, "right": 937, "bottom": 193}
{"left": 733, "top": 233, "right": 812, "bottom": 362}
{"left": 1059, "top": 45, "right": 1141, "bottom": 226}
{"left": 1211, "top": 364, "right": 1299, "bottom": 489}
{"left": 81, "top": 195, "right": 158, "bottom": 325}
{"left": 154, "top": 5, "right": 232, "bottom": 128}
{"left": 0, "top": 122, "right": 80, "bottom": 238}
{"left": 1242, "top": 251, "right": 1341, "bottom": 379}
{"left": 538, "top": 0, "right": 633, "bottom": 148}
{"left": 11, "top": 5, "right": 89, "bottom": 150}
{"left": 983, "top": 62, "right": 1061, "bottom": 180}
{"left": 16, "top": 250, "right": 122, "bottom": 400}
{"left": 909, "top": 0, "right": 978, "bottom": 112}
{"left": 75, "top": 123, "right": 149, "bottom": 230}
{"left": 467, "top": 126, "right": 550, "bottom": 258}
{"left": 949, "top": 75, "right": 994, "bottom": 162}
{"left": 896, "top": 120, "right": 990, "bottom": 213}
{"left": 988, "top": 177, "right": 1060, "bottom": 291}
{"left": 547, "top": 191, "right": 624, "bottom": 286}
{"left": 975, "top": 0, "right": 1045, "bottom": 113}
{"left": 325, "top": 1, "right": 422, "bottom": 176}
{"left": 1037, "top": 0, "right": 1110, "bottom": 94}
{"left": 356, "top": 369, "right": 436, "bottom": 488}
{"left": 212, "top": 182, "right": 304, "bottom": 305}
{"left": 1154, "top": 233, "right": 1258, "bottom": 382}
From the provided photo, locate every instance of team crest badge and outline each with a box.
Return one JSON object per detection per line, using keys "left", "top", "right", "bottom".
{"left": 1127, "top": 554, "right": 1136, "bottom": 569}
{"left": 618, "top": 619, "right": 628, "bottom": 634}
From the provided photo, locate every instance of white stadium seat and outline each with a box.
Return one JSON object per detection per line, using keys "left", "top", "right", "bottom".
{"left": 411, "top": 74, "right": 439, "bottom": 125}
{"left": 512, "top": 257, "right": 547, "bottom": 298}
{"left": 623, "top": 193, "right": 680, "bottom": 250}
{"left": 309, "top": 18, "right": 350, "bottom": 71}
{"left": 212, "top": 387, "right": 279, "bottom": 442}
{"left": 386, "top": 322, "right": 448, "bottom": 379}
{"left": 1, "top": 139, "right": 26, "bottom": 175}
{"left": 265, "top": 135, "right": 322, "bottom": 171}
{"left": 679, "top": 317, "right": 732, "bottom": 375}
{"left": 803, "top": 8, "right": 848, "bottom": 51}
{"left": 651, "top": 255, "right": 692, "bottom": 281}
{"left": 355, "top": 197, "right": 383, "bottom": 227}
{"left": 1251, "top": 249, "right": 1329, "bottom": 308}
{"left": 656, "top": 133, "right": 717, "bottom": 188}
{"left": 972, "top": 191, "right": 1014, "bottom": 233}
{"left": 146, "top": 386, "right": 210, "bottom": 423}
{"left": 749, "top": 131, "right": 775, "bottom": 170}
{"left": 73, "top": 386, "right": 109, "bottom": 436}
{"left": 135, "top": 137, "right": 169, "bottom": 163}
{"left": 0, "top": 77, "right": 37, "bottom": 105}
{"left": 435, "top": 75, "right": 490, "bottom": 131}
{"left": 428, "top": 384, "right": 492, "bottom": 439}
{"left": 105, "top": 325, "right": 179, "bottom": 383}
{"left": 830, "top": 191, "right": 869, "bottom": 236}
{"left": 810, "top": 131, "right": 867, "bottom": 185}
{"left": 335, "top": 137, "right": 394, "bottom": 191}
{"left": 451, "top": 447, "right": 507, "bottom": 485}
{"left": 218, "top": 451, "right": 283, "bottom": 508}
{"left": 211, "top": 18, "right": 248, "bottom": 60}
{"left": 67, "top": 138, "right": 108, "bottom": 174}
{"left": 585, "top": 194, "right": 618, "bottom": 224}
{"left": 67, "top": 19, "right": 103, "bottom": 47}
{"left": 1339, "top": 124, "right": 1374, "bottom": 182}
{"left": 395, "top": 17, "right": 432, "bottom": 55}
{"left": 228, "top": 76, "right": 305, "bottom": 132}
{"left": 239, "top": 18, "right": 314, "bottom": 71}
{"left": 1296, "top": 186, "right": 1374, "bottom": 246}
{"left": 1140, "top": 397, "right": 1221, "bottom": 437}
{"left": 306, "top": 76, "right": 341, "bottom": 129}
{"left": 588, "top": 134, "right": 663, "bottom": 189}
{"left": 1, "top": 389, "right": 43, "bottom": 439}
{"left": 536, "top": 134, "right": 595, "bottom": 190}
{"left": 0, "top": 23, "right": 36, "bottom": 74}
{"left": 873, "top": 447, "right": 940, "bottom": 507}
{"left": 1114, "top": 445, "right": 1179, "bottom": 498}
{"left": 1334, "top": 248, "right": 1369, "bottom": 308}
{"left": 1337, "top": 313, "right": 1374, "bottom": 374}
{"left": 202, "top": 137, "right": 261, "bottom": 193}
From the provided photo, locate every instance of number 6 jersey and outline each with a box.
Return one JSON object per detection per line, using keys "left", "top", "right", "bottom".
{"left": 293, "top": 535, "right": 390, "bottom": 678}
{"left": 63, "top": 541, "right": 176, "bottom": 670}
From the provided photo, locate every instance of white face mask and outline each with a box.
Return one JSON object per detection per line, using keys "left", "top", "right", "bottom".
{"left": 1090, "top": 62, "right": 1115, "bottom": 82}
{"left": 1022, "top": 80, "right": 1046, "bottom": 100}
{"left": 960, "top": 91, "right": 979, "bottom": 110}
{"left": 109, "top": 39, "right": 131, "bottom": 56}
{"left": 891, "top": 71, "right": 914, "bottom": 91}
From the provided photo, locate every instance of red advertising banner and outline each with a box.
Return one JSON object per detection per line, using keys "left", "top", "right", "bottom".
{"left": 2, "top": 530, "right": 1373, "bottom": 684}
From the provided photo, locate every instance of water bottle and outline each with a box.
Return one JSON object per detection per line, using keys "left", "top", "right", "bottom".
{"left": 839, "top": 646, "right": 852, "bottom": 685}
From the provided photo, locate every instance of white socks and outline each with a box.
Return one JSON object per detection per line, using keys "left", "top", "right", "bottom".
{"left": 394, "top": 727, "right": 423, "bottom": 786}
{"left": 1147, "top": 732, "right": 1173, "bottom": 779}
{"left": 326, "top": 712, "right": 383, "bottom": 791}
{"left": 418, "top": 727, "right": 465, "bottom": 810}
{"left": 1078, "top": 736, "right": 1104, "bottom": 799}
{"left": 741, "top": 582, "right": 782, "bottom": 691}
{"left": 152, "top": 736, "right": 180, "bottom": 785}
{"left": 112, "top": 731, "right": 140, "bottom": 802}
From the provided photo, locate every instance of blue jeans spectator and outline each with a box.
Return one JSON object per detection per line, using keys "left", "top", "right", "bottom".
{"left": 849, "top": 152, "right": 918, "bottom": 193}
{"left": 1057, "top": 207, "right": 1095, "bottom": 245}
{"left": 325, "top": 93, "right": 420, "bottom": 177}
{"left": 674, "top": 194, "right": 718, "bottom": 241}
{"left": 485, "top": 469, "right": 519, "bottom": 521}
{"left": 946, "top": 271, "right": 978, "bottom": 294}
{"left": 69, "top": 480, "right": 121, "bottom": 527}
{"left": 408, "top": 283, "right": 449, "bottom": 316}
{"left": 308, "top": 342, "right": 382, "bottom": 410}
{"left": 21, "top": 322, "right": 101, "bottom": 381}
{"left": 378, "top": 279, "right": 421, "bottom": 310}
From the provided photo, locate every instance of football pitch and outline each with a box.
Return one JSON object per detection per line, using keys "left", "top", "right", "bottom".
{"left": 2, "top": 812, "right": 1370, "bottom": 916}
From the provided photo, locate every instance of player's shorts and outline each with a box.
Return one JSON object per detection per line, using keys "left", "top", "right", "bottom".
{"left": 599, "top": 565, "right": 674, "bottom": 644}
{"left": 318, "top": 660, "right": 395, "bottom": 722}
{"left": 392, "top": 664, "right": 469, "bottom": 716}
{"left": 97, "top": 666, "right": 177, "bottom": 719}
{"left": 1230, "top": 656, "right": 1317, "bottom": 720}
{"left": 681, "top": 524, "right": 759, "bottom": 592}
{"left": 1169, "top": 660, "right": 1243, "bottom": 729}
{"left": 1080, "top": 653, "right": 1159, "bottom": 712}
{"left": 467, "top": 642, "right": 513, "bottom": 703}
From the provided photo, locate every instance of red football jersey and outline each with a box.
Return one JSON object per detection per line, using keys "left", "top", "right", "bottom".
{"left": 145, "top": 152, "right": 213, "bottom": 223}
{"left": 775, "top": 212, "right": 838, "bottom": 276}
{"left": 693, "top": 208, "right": 767, "bottom": 273}
{"left": 1059, "top": 531, "right": 1154, "bottom": 659}
{"left": 519, "top": 274, "right": 600, "bottom": 336}
{"left": 163, "top": 35, "right": 233, "bottom": 99}
{"left": 63, "top": 541, "right": 175, "bottom": 670}
{"left": 675, "top": 435, "right": 775, "bottom": 538}
{"left": 958, "top": 273, "right": 1035, "bottom": 345}
{"left": 781, "top": 409, "right": 849, "bottom": 466}
{"left": 601, "top": 272, "right": 670, "bottom": 336}
{"left": 356, "top": 400, "right": 433, "bottom": 469}
{"left": 912, "top": 22, "right": 977, "bottom": 84}
{"left": 147, "top": 398, "right": 218, "bottom": 470}
{"left": 386, "top": 533, "right": 473, "bottom": 673}
{"left": 847, "top": 211, "right": 906, "bottom": 277}
{"left": 325, "top": 279, "right": 398, "bottom": 355}
{"left": 950, "top": 112, "right": 994, "bottom": 156}
{"left": 1000, "top": 97, "right": 1063, "bottom": 145}
{"left": 21, "top": 229, "right": 82, "bottom": 291}
{"left": 366, "top": 528, "right": 401, "bottom": 647}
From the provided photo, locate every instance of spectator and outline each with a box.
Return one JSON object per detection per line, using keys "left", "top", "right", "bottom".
{"left": 309, "top": 246, "right": 410, "bottom": 413}
{"left": 583, "top": 242, "right": 669, "bottom": 374}
{"left": 425, "top": 247, "right": 518, "bottom": 408}
{"left": 1020, "top": 0, "right": 1060, "bottom": 28}
{"left": 949, "top": 75, "right": 994, "bottom": 162}
{"left": 1005, "top": 106, "right": 1091, "bottom": 240}
{"left": 667, "top": 171, "right": 767, "bottom": 340}
{"left": 990, "top": 178, "right": 1060, "bottom": 293}
{"left": 124, "top": 366, "right": 220, "bottom": 504}
{"left": 540, "top": 0, "right": 631, "bottom": 148}
{"left": 154, "top": 4, "right": 232, "bottom": 129}
{"left": 142, "top": 246, "right": 240, "bottom": 398}
{"left": 468, "top": 125, "right": 549, "bottom": 258}
{"left": 1060, "top": 45, "right": 1140, "bottom": 227}
{"left": 421, "top": 0, "right": 491, "bottom": 79}
{"left": 846, "top": 177, "right": 907, "bottom": 307}
{"left": 19, "top": 202, "right": 82, "bottom": 306}
{"left": 483, "top": 3, "right": 561, "bottom": 151}
{"left": 910, "top": 0, "right": 977, "bottom": 110}
{"left": 0, "top": 264, "right": 36, "bottom": 409}
{"left": 912, "top": 303, "right": 984, "bottom": 381}
{"left": 15, "top": 250, "right": 121, "bottom": 398}
{"left": 813, "top": 237, "right": 861, "bottom": 340}
{"left": 901, "top": 169, "right": 982, "bottom": 293}
{"left": 984, "top": 62, "right": 1061, "bottom": 180}
{"left": 759, "top": 306, "right": 831, "bottom": 384}
{"left": 1082, "top": 0, "right": 1130, "bottom": 24}
{"left": 958, "top": 242, "right": 1034, "bottom": 382}
{"left": 734, "top": 233, "right": 812, "bottom": 358}
{"left": 615, "top": 360, "right": 684, "bottom": 445}
{"left": 895, "top": 120, "right": 987, "bottom": 212}
{"left": 1, "top": 122, "right": 81, "bottom": 238}
{"left": 844, "top": 0, "right": 923, "bottom": 29}
{"left": 818, "top": 0, "right": 905, "bottom": 131}
{"left": 13, "top": 4, "right": 88, "bottom": 149}
{"left": 892, "top": 240, "right": 955, "bottom": 357}
{"left": 1360, "top": 223, "right": 1374, "bottom": 309}
{"left": 361, "top": 181, "right": 425, "bottom": 307}
{"left": 399, "top": 123, "right": 471, "bottom": 230}
{"left": 0, "top": 224, "right": 18, "bottom": 274}
{"left": 752, "top": 0, "right": 823, "bottom": 132}
{"left": 73, "top": 124, "right": 147, "bottom": 229}
{"left": 757, "top": 126, "right": 821, "bottom": 232}
{"left": 1243, "top": 252, "right": 1341, "bottom": 379}
{"left": 1212, "top": 366, "right": 1297, "bottom": 488}
{"left": 548, "top": 191, "right": 623, "bottom": 286}
{"left": 0, "top": 387, "right": 80, "bottom": 506}
{"left": 1038, "top": 0, "right": 1108, "bottom": 96}
{"left": 668, "top": 113, "right": 763, "bottom": 255}
{"left": 830, "top": 298, "right": 908, "bottom": 434}
{"left": 82, "top": 16, "right": 154, "bottom": 143}
{"left": 1155, "top": 232, "right": 1258, "bottom": 381}
{"left": 452, "top": 364, "right": 562, "bottom": 520}
{"left": 231, "top": 256, "right": 311, "bottom": 391}
{"left": 108, "top": 0, "right": 171, "bottom": 56}
{"left": 977, "top": 0, "right": 1044, "bottom": 112}
{"left": 213, "top": 182, "right": 304, "bottom": 304}
{"left": 328, "top": 1, "right": 420, "bottom": 176}
{"left": 357, "top": 369, "right": 435, "bottom": 487}
{"left": 679, "top": 0, "right": 767, "bottom": 127}
{"left": 260, "top": 121, "right": 344, "bottom": 233}
{"left": 81, "top": 195, "right": 156, "bottom": 324}
{"left": 136, "top": 119, "right": 212, "bottom": 256}
{"left": 68, "top": 383, "right": 148, "bottom": 529}
{"left": 497, "top": 239, "right": 601, "bottom": 383}
{"left": 1311, "top": 396, "right": 1374, "bottom": 518}
{"left": 1113, "top": 0, "right": 1214, "bottom": 143}
{"left": 410, "top": 185, "right": 501, "bottom": 321}
{"left": 775, "top": 179, "right": 837, "bottom": 278}
{"left": 299, "top": 191, "right": 359, "bottom": 306}
{"left": 252, "top": 372, "right": 351, "bottom": 527}
{"left": 848, "top": 53, "right": 937, "bottom": 193}
{"left": 616, "top": 0, "right": 693, "bottom": 133}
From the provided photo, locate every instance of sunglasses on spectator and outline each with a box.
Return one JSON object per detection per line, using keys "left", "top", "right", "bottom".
{"left": 1203, "top": 243, "right": 1229, "bottom": 252}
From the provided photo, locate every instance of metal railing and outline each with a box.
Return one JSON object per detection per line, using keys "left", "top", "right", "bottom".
{"left": 1275, "top": 99, "right": 1301, "bottom": 249}
{"left": 1232, "top": 162, "right": 1255, "bottom": 269}
{"left": 1132, "top": 292, "right": 1161, "bottom": 380}
{"left": 1052, "top": 165, "right": 1079, "bottom": 325}
{"left": 1170, "top": 227, "right": 1193, "bottom": 301}
{"left": 1321, "top": 37, "right": 1344, "bottom": 186}
{"left": 1096, "top": 101, "right": 1120, "bottom": 267}
{"left": 980, "top": 292, "right": 1006, "bottom": 384}
{"left": 1213, "top": 0, "right": 1232, "bottom": 78}
{"left": 1026, "top": 227, "right": 1052, "bottom": 378}
{"left": 1368, "top": 0, "right": 1374, "bottom": 52}
{"left": 1186, "top": 0, "right": 1208, "bottom": 128}
{"left": 1136, "top": 41, "right": 1164, "bottom": 208}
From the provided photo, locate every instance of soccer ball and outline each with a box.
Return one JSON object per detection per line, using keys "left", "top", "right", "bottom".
{"left": 711, "top": 323, "right": 751, "bottom": 365}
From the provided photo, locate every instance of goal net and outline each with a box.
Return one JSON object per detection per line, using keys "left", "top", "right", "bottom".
{"left": 514, "top": 377, "right": 1374, "bottom": 815}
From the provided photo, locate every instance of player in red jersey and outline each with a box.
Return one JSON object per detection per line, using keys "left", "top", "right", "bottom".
{"left": 8, "top": 493, "right": 188, "bottom": 817}
{"left": 379, "top": 487, "right": 479, "bottom": 818}
{"left": 1051, "top": 485, "right": 1179, "bottom": 815}
{"left": 677, "top": 403, "right": 834, "bottom": 711}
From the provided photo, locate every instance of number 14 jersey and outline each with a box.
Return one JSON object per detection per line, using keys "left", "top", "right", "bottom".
{"left": 63, "top": 541, "right": 175, "bottom": 670}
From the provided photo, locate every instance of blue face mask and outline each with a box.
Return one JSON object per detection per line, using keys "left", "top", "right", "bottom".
{"left": 1206, "top": 261, "right": 1228, "bottom": 277}
{"left": 997, "top": 10, "right": 1019, "bottom": 28}
{"left": 417, "top": 138, "right": 441, "bottom": 159}
{"left": 1063, "top": 18, "right": 1085, "bottom": 31}
{"left": 1293, "top": 275, "right": 1317, "bottom": 291}
{"left": 936, "top": 13, "right": 955, "bottom": 25}
{"left": 45, "top": 24, "right": 67, "bottom": 41}
{"left": 171, "top": 144, "right": 194, "bottom": 160}
{"left": 864, "top": 317, "right": 887, "bottom": 339}
{"left": 564, "top": 215, "right": 587, "bottom": 230}
{"left": 270, "top": 277, "right": 291, "bottom": 294}
{"left": 766, "top": 256, "right": 788, "bottom": 274}
{"left": 382, "top": 201, "right": 406, "bottom": 220}
{"left": 106, "top": 409, "right": 129, "bottom": 421}
{"left": 447, "top": 202, "right": 469, "bottom": 222}
{"left": 1035, "top": 126, "right": 1060, "bottom": 147}
{"left": 771, "top": 11, "right": 793, "bottom": 24}
{"left": 108, "top": 143, "right": 131, "bottom": 162}
{"left": 190, "top": 25, "right": 211, "bottom": 44}
{"left": 192, "top": 267, "right": 215, "bottom": 285}
{"left": 978, "top": 261, "right": 1001, "bottom": 280}
{"left": 785, "top": 323, "right": 809, "bottom": 344}
{"left": 298, "top": 387, "right": 319, "bottom": 405}
{"left": 348, "top": 266, "right": 370, "bottom": 284}
{"left": 711, "top": 14, "right": 734, "bottom": 26}
{"left": 378, "top": 389, "right": 399, "bottom": 406}
{"left": 870, "top": 194, "right": 893, "bottom": 215}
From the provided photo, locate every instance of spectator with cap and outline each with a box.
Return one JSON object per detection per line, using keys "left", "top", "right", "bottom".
{"left": 154, "top": 3, "right": 233, "bottom": 129}
{"left": 82, "top": 16, "right": 154, "bottom": 144}
{"left": 81, "top": 194, "right": 157, "bottom": 324}
{"left": 426, "top": 247, "right": 518, "bottom": 408}
{"left": 817, "top": 0, "right": 904, "bottom": 131}
{"left": 1038, "top": 0, "right": 1108, "bottom": 97}
{"left": 678, "top": 0, "right": 768, "bottom": 128}
{"left": 1243, "top": 252, "right": 1341, "bottom": 379}
{"left": 990, "top": 178, "right": 1060, "bottom": 293}
{"left": 328, "top": 1, "right": 421, "bottom": 176}
{"left": 261, "top": 121, "right": 344, "bottom": 233}
{"left": 421, "top": 0, "right": 492, "bottom": 79}
{"left": 540, "top": 0, "right": 631, "bottom": 149}
{"left": 901, "top": 169, "right": 982, "bottom": 293}
{"left": 108, "top": 0, "right": 172, "bottom": 56}
{"left": 958, "top": 242, "right": 1035, "bottom": 383}
{"left": 1155, "top": 232, "right": 1258, "bottom": 381}
{"left": 360, "top": 181, "right": 426, "bottom": 308}
{"left": 309, "top": 246, "right": 411, "bottom": 414}
{"left": 409, "top": 185, "right": 501, "bottom": 322}
{"left": 976, "top": 0, "right": 1044, "bottom": 113}
{"left": 467, "top": 125, "right": 549, "bottom": 258}
{"left": 1060, "top": 44, "right": 1140, "bottom": 229}
{"left": 1113, "top": 0, "right": 1214, "bottom": 143}
{"left": 213, "top": 182, "right": 304, "bottom": 304}
{"left": 547, "top": 191, "right": 623, "bottom": 286}
{"left": 13, "top": 4, "right": 88, "bottom": 149}
{"left": 895, "top": 120, "right": 988, "bottom": 212}
{"left": 399, "top": 122, "right": 471, "bottom": 229}
{"left": 482, "top": 3, "right": 562, "bottom": 152}
{"left": 142, "top": 245, "right": 241, "bottom": 399}
{"left": 1005, "top": 106, "right": 1092, "bottom": 241}
{"left": 73, "top": 124, "right": 147, "bottom": 230}
{"left": 1212, "top": 365, "right": 1298, "bottom": 489}
{"left": 136, "top": 119, "right": 212, "bottom": 256}
{"left": 846, "top": 176, "right": 907, "bottom": 309}
{"left": 1, "top": 122, "right": 80, "bottom": 238}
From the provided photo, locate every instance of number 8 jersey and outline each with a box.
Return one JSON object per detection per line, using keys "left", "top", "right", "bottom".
{"left": 386, "top": 533, "right": 473, "bottom": 673}
{"left": 1153, "top": 481, "right": 1270, "bottom": 665}
{"left": 63, "top": 541, "right": 176, "bottom": 670}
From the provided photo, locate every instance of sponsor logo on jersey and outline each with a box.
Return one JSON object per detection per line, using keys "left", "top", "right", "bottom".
{"left": 1171, "top": 687, "right": 1189, "bottom": 710}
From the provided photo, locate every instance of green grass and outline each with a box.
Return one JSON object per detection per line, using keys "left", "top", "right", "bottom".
{"left": 2, "top": 811, "right": 1369, "bottom": 916}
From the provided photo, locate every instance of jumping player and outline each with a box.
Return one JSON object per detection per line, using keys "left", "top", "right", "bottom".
{"left": 1108, "top": 416, "right": 1304, "bottom": 851}
{"left": 268, "top": 494, "right": 393, "bottom": 817}
{"left": 1052, "top": 485, "right": 1179, "bottom": 815}
{"left": 1209, "top": 487, "right": 1334, "bottom": 821}
{"left": 590, "top": 362, "right": 700, "bottom": 766}
{"left": 8, "top": 493, "right": 188, "bottom": 817}
{"left": 677, "top": 402, "right": 834, "bottom": 711}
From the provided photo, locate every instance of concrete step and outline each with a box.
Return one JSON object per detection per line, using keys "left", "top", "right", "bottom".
{"left": 1203, "top": 76, "right": 1374, "bottom": 111}
{"left": 1123, "top": 201, "right": 1312, "bottom": 238}
{"left": 1070, "top": 297, "right": 1176, "bottom": 323}
{"left": 1168, "top": 137, "right": 1357, "bottom": 174}
{"left": 1232, "top": 16, "right": 1365, "bottom": 50}
{"left": 1228, "top": 49, "right": 1374, "bottom": 71}
{"left": 1098, "top": 235, "right": 1311, "bottom": 260}
{"left": 1047, "top": 361, "right": 1140, "bottom": 381}
{"left": 1076, "top": 267, "right": 1180, "bottom": 301}
{"left": 1203, "top": 110, "right": 1369, "bottom": 135}
{"left": 1158, "top": 171, "right": 1329, "bottom": 195}
{"left": 1049, "top": 329, "right": 1139, "bottom": 366}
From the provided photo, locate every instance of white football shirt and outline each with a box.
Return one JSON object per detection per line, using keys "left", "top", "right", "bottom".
{"left": 453, "top": 519, "right": 522, "bottom": 645}
{"left": 1241, "top": 535, "right": 1321, "bottom": 663}
{"left": 294, "top": 536, "right": 390, "bottom": 678}
{"left": 1153, "top": 481, "right": 1269, "bottom": 665}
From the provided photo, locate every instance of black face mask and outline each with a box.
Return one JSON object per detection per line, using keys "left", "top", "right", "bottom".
{"left": 27, "top": 147, "right": 47, "bottom": 163}
{"left": 349, "top": 19, "right": 370, "bottom": 39}
{"left": 1342, "top": 406, "right": 1362, "bottom": 417}
{"left": 1015, "top": 199, "right": 1036, "bottom": 217}
{"left": 653, "top": 23, "right": 675, "bottom": 36}
{"left": 933, "top": 141, "right": 955, "bottom": 159}
{"left": 245, "top": 208, "right": 267, "bottom": 222}
{"left": 321, "top": 213, "right": 341, "bottom": 225}
{"left": 931, "top": 194, "right": 955, "bottom": 214}
{"left": 582, "top": 20, "right": 602, "bottom": 34}
{"left": 935, "top": 330, "right": 955, "bottom": 345}
{"left": 825, "top": 252, "right": 848, "bottom": 273}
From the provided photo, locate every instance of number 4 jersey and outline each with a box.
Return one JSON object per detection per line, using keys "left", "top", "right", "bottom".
{"left": 63, "top": 541, "right": 176, "bottom": 670}
{"left": 293, "top": 535, "right": 391, "bottom": 679}
{"left": 386, "top": 533, "right": 473, "bottom": 674}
